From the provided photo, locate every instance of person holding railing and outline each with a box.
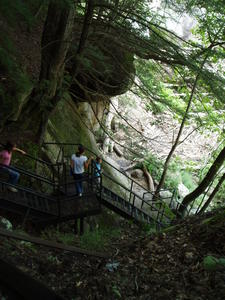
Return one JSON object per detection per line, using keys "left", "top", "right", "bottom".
{"left": 70, "top": 145, "right": 92, "bottom": 196}
{"left": 0, "top": 141, "right": 26, "bottom": 192}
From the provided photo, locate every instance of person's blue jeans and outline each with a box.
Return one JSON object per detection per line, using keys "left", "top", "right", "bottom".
{"left": 1, "top": 167, "right": 20, "bottom": 185}
{"left": 73, "top": 173, "right": 83, "bottom": 195}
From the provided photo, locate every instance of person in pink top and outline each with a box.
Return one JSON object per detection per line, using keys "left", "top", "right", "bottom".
{"left": 0, "top": 141, "right": 26, "bottom": 192}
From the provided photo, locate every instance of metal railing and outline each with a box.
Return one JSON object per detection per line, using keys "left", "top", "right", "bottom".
{"left": 43, "top": 142, "right": 179, "bottom": 225}
{"left": 1, "top": 142, "right": 198, "bottom": 224}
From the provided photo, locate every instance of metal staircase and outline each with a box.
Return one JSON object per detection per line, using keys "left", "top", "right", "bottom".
{"left": 0, "top": 151, "right": 100, "bottom": 227}
{"left": 44, "top": 142, "right": 180, "bottom": 229}
{"left": 0, "top": 142, "right": 182, "bottom": 229}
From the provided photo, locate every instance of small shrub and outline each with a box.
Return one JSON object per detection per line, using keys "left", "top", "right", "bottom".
{"left": 140, "top": 222, "right": 157, "bottom": 235}
{"left": 41, "top": 228, "right": 75, "bottom": 246}
{"left": 181, "top": 171, "right": 196, "bottom": 190}
{"left": 80, "top": 227, "right": 120, "bottom": 250}
{"left": 47, "top": 254, "right": 61, "bottom": 265}
{"left": 144, "top": 153, "right": 163, "bottom": 181}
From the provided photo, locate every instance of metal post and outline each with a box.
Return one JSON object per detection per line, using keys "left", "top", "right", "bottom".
{"left": 64, "top": 163, "right": 67, "bottom": 195}
{"left": 156, "top": 202, "right": 162, "bottom": 223}
{"left": 99, "top": 173, "right": 102, "bottom": 200}
{"left": 129, "top": 180, "right": 133, "bottom": 203}
{"left": 170, "top": 189, "right": 176, "bottom": 208}
{"left": 159, "top": 203, "right": 165, "bottom": 223}
{"left": 90, "top": 160, "right": 94, "bottom": 192}
{"left": 141, "top": 193, "right": 145, "bottom": 209}
{"left": 22, "top": 208, "right": 31, "bottom": 229}
{"left": 57, "top": 193, "right": 61, "bottom": 219}
{"left": 131, "top": 195, "right": 135, "bottom": 216}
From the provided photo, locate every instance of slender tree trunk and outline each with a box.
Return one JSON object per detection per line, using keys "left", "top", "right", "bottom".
{"left": 154, "top": 68, "right": 202, "bottom": 197}
{"left": 102, "top": 102, "right": 115, "bottom": 153}
{"left": 178, "top": 145, "right": 225, "bottom": 215}
{"left": 18, "top": 0, "right": 75, "bottom": 143}
{"left": 71, "top": 0, "right": 94, "bottom": 79}
{"left": 154, "top": 47, "right": 211, "bottom": 198}
{"left": 198, "top": 172, "right": 225, "bottom": 215}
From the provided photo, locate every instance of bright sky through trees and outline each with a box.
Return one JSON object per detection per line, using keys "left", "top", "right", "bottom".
{"left": 150, "top": 0, "right": 196, "bottom": 39}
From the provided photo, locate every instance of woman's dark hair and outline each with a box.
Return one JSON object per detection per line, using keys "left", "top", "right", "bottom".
{"left": 4, "top": 141, "right": 15, "bottom": 153}
{"left": 75, "top": 151, "right": 81, "bottom": 157}
{"left": 78, "top": 144, "right": 85, "bottom": 154}
{"left": 96, "top": 157, "right": 101, "bottom": 163}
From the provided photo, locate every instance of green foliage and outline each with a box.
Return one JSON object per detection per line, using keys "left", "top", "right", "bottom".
{"left": 203, "top": 255, "right": 225, "bottom": 272}
{"left": 145, "top": 152, "right": 197, "bottom": 192}
{"left": 19, "top": 241, "right": 38, "bottom": 254}
{"left": 135, "top": 59, "right": 187, "bottom": 117}
{"left": 0, "top": 0, "right": 34, "bottom": 27}
{"left": 140, "top": 222, "right": 157, "bottom": 235}
{"left": 0, "top": 47, "right": 29, "bottom": 88}
{"left": 14, "top": 141, "right": 39, "bottom": 170}
{"left": 145, "top": 154, "right": 180, "bottom": 190}
{"left": 197, "top": 143, "right": 225, "bottom": 183}
{"left": 112, "top": 285, "right": 122, "bottom": 299}
{"left": 164, "top": 174, "right": 180, "bottom": 190}
{"left": 13, "top": 141, "right": 52, "bottom": 191}
{"left": 156, "top": 202, "right": 176, "bottom": 221}
{"left": 214, "top": 181, "right": 225, "bottom": 204}
{"left": 165, "top": 159, "right": 182, "bottom": 189}
{"left": 80, "top": 227, "right": 121, "bottom": 251}
{"left": 181, "top": 170, "right": 196, "bottom": 190}
{"left": 144, "top": 153, "right": 163, "bottom": 181}
{"left": 41, "top": 227, "right": 75, "bottom": 246}
{"left": 0, "top": 45, "right": 31, "bottom": 116}
{"left": 47, "top": 254, "right": 61, "bottom": 265}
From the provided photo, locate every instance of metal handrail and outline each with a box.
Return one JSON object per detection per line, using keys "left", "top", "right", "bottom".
{"left": 102, "top": 172, "right": 172, "bottom": 223}
{"left": 23, "top": 153, "right": 55, "bottom": 167}
{"left": 0, "top": 164, "right": 55, "bottom": 186}
{"left": 0, "top": 163, "right": 60, "bottom": 215}
{"left": 45, "top": 143, "right": 177, "bottom": 206}
{"left": 43, "top": 142, "right": 177, "bottom": 224}
{"left": 0, "top": 144, "right": 55, "bottom": 167}
{"left": 101, "top": 185, "right": 168, "bottom": 226}
{"left": 43, "top": 142, "right": 156, "bottom": 196}
{"left": 0, "top": 178, "right": 56, "bottom": 202}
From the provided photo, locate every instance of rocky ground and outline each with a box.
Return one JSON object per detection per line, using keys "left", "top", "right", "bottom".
{"left": 0, "top": 209, "right": 224, "bottom": 300}
{"left": 111, "top": 93, "right": 219, "bottom": 163}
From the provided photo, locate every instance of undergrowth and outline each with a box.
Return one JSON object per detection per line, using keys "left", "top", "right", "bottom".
{"left": 80, "top": 227, "right": 121, "bottom": 251}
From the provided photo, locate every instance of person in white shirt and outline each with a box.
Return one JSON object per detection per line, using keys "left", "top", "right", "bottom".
{"left": 71, "top": 145, "right": 92, "bottom": 196}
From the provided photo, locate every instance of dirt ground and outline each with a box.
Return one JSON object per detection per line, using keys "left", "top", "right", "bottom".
{"left": 0, "top": 210, "right": 224, "bottom": 300}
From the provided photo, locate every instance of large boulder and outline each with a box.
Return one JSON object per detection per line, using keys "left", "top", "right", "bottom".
{"left": 130, "top": 169, "right": 144, "bottom": 179}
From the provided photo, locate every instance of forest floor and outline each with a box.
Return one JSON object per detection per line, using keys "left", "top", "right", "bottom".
{"left": 0, "top": 209, "right": 224, "bottom": 300}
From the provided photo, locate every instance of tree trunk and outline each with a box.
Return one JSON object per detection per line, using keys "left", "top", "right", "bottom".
{"left": 178, "top": 145, "right": 225, "bottom": 215}
{"left": 198, "top": 172, "right": 225, "bottom": 215}
{"left": 71, "top": 0, "right": 94, "bottom": 79}
{"left": 102, "top": 101, "right": 116, "bottom": 153}
{"left": 18, "top": 0, "right": 75, "bottom": 143}
{"left": 154, "top": 72, "right": 200, "bottom": 197}
{"left": 154, "top": 48, "right": 211, "bottom": 199}
{"left": 143, "top": 166, "right": 155, "bottom": 192}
